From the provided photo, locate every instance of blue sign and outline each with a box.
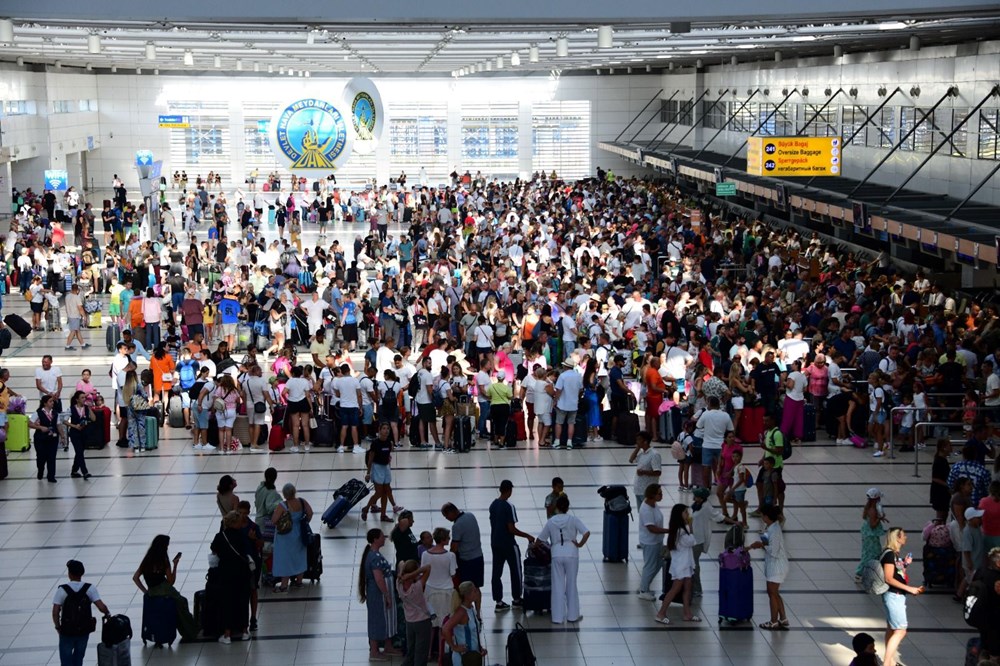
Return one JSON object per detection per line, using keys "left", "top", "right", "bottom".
{"left": 150, "top": 160, "right": 164, "bottom": 181}
{"left": 257, "top": 120, "right": 269, "bottom": 133}
{"left": 274, "top": 98, "right": 351, "bottom": 171}
{"left": 86, "top": 135, "right": 94, "bottom": 151}
{"left": 157, "top": 115, "right": 190, "bottom": 128}
{"left": 135, "top": 150, "right": 154, "bottom": 167}
{"left": 44, "top": 169, "right": 68, "bottom": 191}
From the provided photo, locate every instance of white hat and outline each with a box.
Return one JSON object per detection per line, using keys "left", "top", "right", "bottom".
{"left": 865, "top": 487, "right": 882, "bottom": 500}
{"left": 965, "top": 507, "right": 985, "bottom": 520}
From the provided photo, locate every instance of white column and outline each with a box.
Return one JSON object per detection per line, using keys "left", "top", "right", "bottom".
{"left": 518, "top": 100, "right": 533, "bottom": 179}
{"left": 229, "top": 100, "right": 245, "bottom": 185}
{"left": 447, "top": 97, "right": 462, "bottom": 183}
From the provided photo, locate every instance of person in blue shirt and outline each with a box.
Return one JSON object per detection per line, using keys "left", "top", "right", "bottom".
{"left": 218, "top": 293, "right": 242, "bottom": 352}
{"left": 342, "top": 294, "right": 359, "bottom": 352}
{"left": 175, "top": 348, "right": 200, "bottom": 429}
{"left": 119, "top": 329, "right": 151, "bottom": 361}
{"left": 608, "top": 354, "right": 629, "bottom": 433}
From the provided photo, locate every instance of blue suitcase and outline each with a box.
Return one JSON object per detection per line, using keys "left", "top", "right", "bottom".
{"left": 141, "top": 595, "right": 177, "bottom": 647}
{"left": 718, "top": 566, "right": 754, "bottom": 624}
{"left": 602, "top": 511, "right": 629, "bottom": 562}
{"left": 322, "top": 497, "right": 352, "bottom": 528}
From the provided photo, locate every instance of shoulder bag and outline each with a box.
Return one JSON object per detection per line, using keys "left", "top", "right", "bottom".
{"left": 275, "top": 502, "right": 293, "bottom": 535}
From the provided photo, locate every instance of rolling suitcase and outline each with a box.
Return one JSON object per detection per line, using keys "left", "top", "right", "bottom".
{"left": 802, "top": 403, "right": 817, "bottom": 442}
{"left": 206, "top": 415, "right": 220, "bottom": 449}
{"left": 521, "top": 555, "right": 551, "bottom": 614}
{"left": 311, "top": 417, "right": 335, "bottom": 446}
{"left": 304, "top": 532, "right": 323, "bottom": 581}
{"left": 167, "top": 396, "right": 185, "bottom": 428}
{"left": 513, "top": 407, "right": 527, "bottom": 442}
{"left": 99, "top": 406, "right": 112, "bottom": 446}
{"left": 144, "top": 416, "right": 159, "bottom": 450}
{"left": 268, "top": 423, "right": 287, "bottom": 451}
{"left": 718, "top": 566, "right": 754, "bottom": 624}
{"left": 504, "top": 419, "right": 518, "bottom": 448}
{"left": 96, "top": 640, "right": 131, "bottom": 666}
{"left": 454, "top": 416, "right": 473, "bottom": 453}
{"left": 5, "top": 414, "right": 29, "bottom": 452}
{"left": 922, "top": 544, "right": 957, "bottom": 588}
{"left": 232, "top": 414, "right": 251, "bottom": 446}
{"left": 88, "top": 311, "right": 102, "bottom": 328}
{"left": 615, "top": 412, "right": 640, "bottom": 446}
{"left": 737, "top": 405, "right": 765, "bottom": 445}
{"left": 194, "top": 585, "right": 221, "bottom": 638}
{"left": 599, "top": 410, "right": 614, "bottom": 440}
{"left": 321, "top": 497, "right": 352, "bottom": 528}
{"left": 84, "top": 410, "right": 107, "bottom": 449}
{"left": 140, "top": 595, "right": 177, "bottom": 647}
{"left": 601, "top": 511, "right": 629, "bottom": 562}
{"left": 322, "top": 478, "right": 372, "bottom": 527}
{"left": 235, "top": 323, "right": 252, "bottom": 352}
{"left": 3, "top": 313, "right": 31, "bottom": 339}
{"left": 106, "top": 323, "right": 121, "bottom": 352}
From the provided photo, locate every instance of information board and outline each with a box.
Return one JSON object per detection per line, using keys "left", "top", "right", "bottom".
{"left": 746, "top": 136, "right": 842, "bottom": 177}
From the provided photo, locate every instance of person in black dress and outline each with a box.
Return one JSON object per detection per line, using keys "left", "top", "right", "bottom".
{"left": 930, "top": 438, "right": 952, "bottom": 521}
{"left": 66, "top": 391, "right": 93, "bottom": 479}
{"left": 28, "top": 395, "right": 60, "bottom": 482}
{"left": 210, "top": 512, "right": 252, "bottom": 643}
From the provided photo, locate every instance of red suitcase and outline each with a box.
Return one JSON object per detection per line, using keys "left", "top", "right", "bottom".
{"left": 514, "top": 408, "right": 526, "bottom": 442}
{"left": 99, "top": 406, "right": 113, "bottom": 446}
{"left": 268, "top": 424, "right": 287, "bottom": 451}
{"left": 737, "top": 406, "right": 764, "bottom": 445}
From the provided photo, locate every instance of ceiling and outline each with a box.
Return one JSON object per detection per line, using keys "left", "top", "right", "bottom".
{"left": 1, "top": 13, "right": 999, "bottom": 76}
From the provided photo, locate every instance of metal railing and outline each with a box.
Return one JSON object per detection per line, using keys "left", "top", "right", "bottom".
{"left": 888, "top": 403, "right": 986, "bottom": 475}
{"left": 908, "top": 421, "right": 965, "bottom": 478}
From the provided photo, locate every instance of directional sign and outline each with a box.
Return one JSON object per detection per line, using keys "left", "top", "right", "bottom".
{"left": 158, "top": 115, "right": 190, "bottom": 128}
{"left": 746, "top": 136, "right": 842, "bottom": 177}
{"left": 135, "top": 150, "right": 154, "bottom": 167}
{"left": 43, "top": 169, "right": 68, "bottom": 192}
{"left": 150, "top": 160, "right": 164, "bottom": 181}
{"left": 716, "top": 182, "right": 737, "bottom": 197}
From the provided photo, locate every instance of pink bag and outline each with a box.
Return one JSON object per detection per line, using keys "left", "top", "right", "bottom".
{"left": 850, "top": 435, "right": 866, "bottom": 448}
{"left": 718, "top": 547, "right": 752, "bottom": 570}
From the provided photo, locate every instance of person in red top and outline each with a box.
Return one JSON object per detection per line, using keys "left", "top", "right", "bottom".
{"left": 979, "top": 481, "right": 1000, "bottom": 552}
{"left": 644, "top": 358, "right": 667, "bottom": 441}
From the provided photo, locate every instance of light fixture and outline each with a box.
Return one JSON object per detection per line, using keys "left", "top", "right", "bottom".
{"left": 849, "top": 87, "right": 859, "bottom": 97}
{"left": 477, "top": 63, "right": 484, "bottom": 72}
{"left": 87, "top": 33, "right": 101, "bottom": 55}
{"left": 268, "top": 64, "right": 274, "bottom": 74}
{"left": 288, "top": 68, "right": 294, "bottom": 76}
{"left": 909, "top": 35, "right": 920, "bottom": 51}
{"left": 595, "top": 69, "right": 601, "bottom": 75}
{"left": 511, "top": 52, "right": 520, "bottom": 67}
{"left": 279, "top": 66, "right": 285, "bottom": 74}
{"left": 16, "top": 56, "right": 24, "bottom": 66}
{"left": 135, "top": 67, "right": 141, "bottom": 75}
{"left": 556, "top": 36, "right": 568, "bottom": 58}
{"left": 486, "top": 60, "right": 493, "bottom": 71}
{"left": 668, "top": 62, "right": 675, "bottom": 71}
{"left": 802, "top": 87, "right": 809, "bottom": 96}
{"left": 910, "top": 86, "right": 921, "bottom": 97}
{"left": 774, "top": 51, "right": 782, "bottom": 62}
{"left": 646, "top": 65, "right": 651, "bottom": 73}
{"left": 86, "top": 63, "right": 92, "bottom": 71}
{"left": 145, "top": 42, "right": 156, "bottom": 60}
{"left": 609, "top": 68, "right": 614, "bottom": 75}
{"left": 213, "top": 55, "right": 221, "bottom": 68}
{"left": 54, "top": 60, "right": 62, "bottom": 69}
{"left": 824, "top": 87, "right": 832, "bottom": 96}
{"left": 529, "top": 44, "right": 539, "bottom": 62}
{"left": 253, "top": 62, "right": 260, "bottom": 72}
{"left": 695, "top": 59, "right": 703, "bottom": 69}
{"left": 731, "top": 56, "right": 737, "bottom": 66}
{"left": 110, "top": 65, "right": 117, "bottom": 73}
{"left": 153, "top": 68, "right": 159, "bottom": 75}
{"left": 834, "top": 45, "right": 843, "bottom": 58}
{"left": 236, "top": 59, "right": 243, "bottom": 71}
{"left": 877, "top": 21, "right": 908, "bottom": 31}
{"left": 598, "top": 26, "right": 613, "bottom": 49}
{"left": 0, "top": 19, "right": 13, "bottom": 44}
{"left": 183, "top": 50, "right": 194, "bottom": 66}
{"left": 496, "top": 55, "right": 504, "bottom": 69}
{"left": 878, "top": 86, "right": 887, "bottom": 96}
{"left": 306, "top": 30, "right": 315, "bottom": 45}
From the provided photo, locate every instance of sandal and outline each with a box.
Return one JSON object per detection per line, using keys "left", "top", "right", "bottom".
{"left": 779, "top": 619, "right": 790, "bottom": 629}
{"left": 379, "top": 515, "right": 394, "bottom": 523}
{"left": 393, "top": 505, "right": 405, "bottom": 513}
{"left": 759, "top": 621, "right": 782, "bottom": 630}
{"left": 683, "top": 616, "right": 702, "bottom": 623}
{"left": 361, "top": 506, "right": 369, "bottom": 520}
{"left": 654, "top": 615, "right": 670, "bottom": 625}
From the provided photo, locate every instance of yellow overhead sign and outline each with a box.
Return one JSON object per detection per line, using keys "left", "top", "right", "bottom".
{"left": 746, "top": 136, "right": 842, "bottom": 177}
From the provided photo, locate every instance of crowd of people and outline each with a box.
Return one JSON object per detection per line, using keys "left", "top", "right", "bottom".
{"left": 6, "top": 164, "right": 1000, "bottom": 665}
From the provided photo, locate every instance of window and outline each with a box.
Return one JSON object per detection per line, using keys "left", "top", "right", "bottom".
{"left": 701, "top": 99, "right": 726, "bottom": 130}
{"left": 867, "top": 106, "right": 896, "bottom": 148}
{"left": 167, "top": 101, "right": 231, "bottom": 183}
{"left": 842, "top": 105, "right": 869, "bottom": 146}
{"left": 1, "top": 100, "right": 33, "bottom": 116}
{"left": 461, "top": 103, "right": 518, "bottom": 175}
{"left": 78, "top": 99, "right": 98, "bottom": 112}
{"left": 756, "top": 103, "right": 793, "bottom": 136}
{"left": 978, "top": 109, "right": 1000, "bottom": 160}
{"left": 799, "top": 104, "right": 838, "bottom": 137}
{"left": 531, "top": 101, "right": 591, "bottom": 180}
{"left": 51, "top": 100, "right": 73, "bottom": 114}
{"left": 660, "top": 98, "right": 694, "bottom": 125}
{"left": 899, "top": 107, "right": 922, "bottom": 151}
{"left": 387, "top": 101, "right": 448, "bottom": 181}
{"left": 731, "top": 101, "right": 756, "bottom": 133}
{"left": 934, "top": 107, "right": 968, "bottom": 157}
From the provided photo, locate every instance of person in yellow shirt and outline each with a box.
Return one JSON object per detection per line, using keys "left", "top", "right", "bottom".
{"left": 486, "top": 370, "right": 514, "bottom": 448}
{"left": 203, "top": 299, "right": 215, "bottom": 344}
{"left": 108, "top": 278, "right": 125, "bottom": 329}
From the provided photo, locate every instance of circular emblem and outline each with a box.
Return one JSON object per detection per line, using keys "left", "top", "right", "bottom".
{"left": 273, "top": 98, "right": 351, "bottom": 172}
{"left": 352, "top": 92, "right": 377, "bottom": 141}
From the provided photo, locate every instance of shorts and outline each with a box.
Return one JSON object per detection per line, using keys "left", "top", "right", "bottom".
{"left": 731, "top": 396, "right": 744, "bottom": 410}
{"left": 361, "top": 403, "right": 374, "bottom": 425}
{"left": 195, "top": 406, "right": 210, "bottom": 430}
{"left": 882, "top": 591, "right": 908, "bottom": 629}
{"left": 871, "top": 411, "right": 887, "bottom": 425}
{"left": 109, "top": 303, "right": 121, "bottom": 317}
{"left": 898, "top": 426, "right": 911, "bottom": 437}
{"left": 220, "top": 323, "right": 237, "bottom": 338}
{"left": 538, "top": 411, "right": 553, "bottom": 427}
{"left": 30, "top": 302, "right": 43, "bottom": 314}
{"left": 554, "top": 408, "right": 577, "bottom": 425}
{"left": 339, "top": 406, "right": 360, "bottom": 427}
{"left": 418, "top": 403, "right": 437, "bottom": 423}
{"left": 179, "top": 393, "right": 192, "bottom": 409}
{"left": 68, "top": 318, "right": 82, "bottom": 332}
{"left": 248, "top": 406, "right": 267, "bottom": 426}
{"left": 216, "top": 408, "right": 236, "bottom": 429}
{"left": 702, "top": 447, "right": 722, "bottom": 468}
{"left": 371, "top": 463, "right": 391, "bottom": 485}
{"left": 733, "top": 488, "right": 747, "bottom": 503}
{"left": 287, "top": 398, "right": 311, "bottom": 415}
{"left": 342, "top": 323, "right": 358, "bottom": 342}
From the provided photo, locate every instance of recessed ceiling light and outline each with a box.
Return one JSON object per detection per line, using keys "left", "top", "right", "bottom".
{"left": 598, "top": 26, "right": 613, "bottom": 49}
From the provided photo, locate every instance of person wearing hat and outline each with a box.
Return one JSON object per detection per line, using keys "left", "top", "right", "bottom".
{"left": 856, "top": 488, "right": 888, "bottom": 581}
{"left": 962, "top": 506, "right": 987, "bottom": 586}
{"left": 488, "top": 480, "right": 535, "bottom": 612}
{"left": 52, "top": 560, "right": 111, "bottom": 666}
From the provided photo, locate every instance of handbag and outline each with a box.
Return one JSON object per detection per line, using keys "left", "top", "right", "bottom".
{"left": 275, "top": 503, "right": 293, "bottom": 535}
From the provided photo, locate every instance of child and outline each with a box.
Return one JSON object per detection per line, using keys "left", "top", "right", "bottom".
{"left": 544, "top": 477, "right": 566, "bottom": 518}
{"left": 962, "top": 390, "right": 979, "bottom": 433}
{"left": 415, "top": 531, "right": 433, "bottom": 560}
{"left": 395, "top": 560, "right": 433, "bottom": 660}
{"left": 896, "top": 393, "right": 915, "bottom": 452}
{"left": 203, "top": 298, "right": 215, "bottom": 343}
{"left": 76, "top": 369, "right": 97, "bottom": 398}
{"left": 960, "top": 507, "right": 986, "bottom": 596}
{"left": 724, "top": 449, "right": 751, "bottom": 528}
{"left": 717, "top": 431, "right": 743, "bottom": 524}
{"left": 673, "top": 420, "right": 695, "bottom": 491}
{"left": 848, "top": 633, "right": 882, "bottom": 666}
{"left": 755, "top": 456, "right": 777, "bottom": 512}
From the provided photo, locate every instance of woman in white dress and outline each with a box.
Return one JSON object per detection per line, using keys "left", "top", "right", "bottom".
{"left": 654, "top": 503, "right": 701, "bottom": 624}
{"left": 419, "top": 527, "right": 457, "bottom": 652}
{"left": 749, "top": 504, "right": 790, "bottom": 629}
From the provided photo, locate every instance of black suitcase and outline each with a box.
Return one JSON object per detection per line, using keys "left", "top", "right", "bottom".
{"left": 312, "top": 417, "right": 335, "bottom": 446}
{"left": 304, "top": 532, "right": 323, "bottom": 581}
{"left": 140, "top": 595, "right": 177, "bottom": 647}
{"left": 3, "top": 313, "right": 31, "bottom": 339}
{"left": 454, "top": 416, "right": 473, "bottom": 452}
{"left": 206, "top": 415, "right": 220, "bottom": 448}
{"left": 521, "top": 556, "right": 551, "bottom": 614}
{"left": 84, "top": 410, "right": 107, "bottom": 449}
{"left": 802, "top": 403, "right": 816, "bottom": 442}
{"left": 599, "top": 410, "right": 614, "bottom": 440}
{"left": 615, "top": 412, "right": 640, "bottom": 446}
{"left": 167, "top": 396, "right": 185, "bottom": 428}
{"left": 504, "top": 419, "right": 518, "bottom": 448}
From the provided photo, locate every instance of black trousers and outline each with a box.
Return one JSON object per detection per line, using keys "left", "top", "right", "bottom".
{"left": 491, "top": 542, "right": 522, "bottom": 603}
{"left": 35, "top": 439, "right": 57, "bottom": 480}
{"left": 69, "top": 436, "right": 89, "bottom": 475}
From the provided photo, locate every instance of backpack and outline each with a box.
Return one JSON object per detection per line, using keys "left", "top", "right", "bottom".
{"left": 964, "top": 577, "right": 990, "bottom": 630}
{"left": 0, "top": 326, "right": 10, "bottom": 353}
{"left": 177, "top": 360, "right": 197, "bottom": 389}
{"left": 432, "top": 382, "right": 446, "bottom": 409}
{"left": 379, "top": 382, "right": 397, "bottom": 415}
{"left": 58, "top": 584, "right": 96, "bottom": 636}
{"left": 506, "top": 622, "right": 536, "bottom": 666}
{"left": 101, "top": 614, "right": 133, "bottom": 647}
{"left": 860, "top": 549, "right": 891, "bottom": 595}
{"left": 407, "top": 371, "right": 422, "bottom": 399}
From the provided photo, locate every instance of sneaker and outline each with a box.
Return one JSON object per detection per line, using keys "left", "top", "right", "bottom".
{"left": 218, "top": 636, "right": 231, "bottom": 644}
{"left": 444, "top": 448, "right": 456, "bottom": 454}
{"left": 749, "top": 510, "right": 762, "bottom": 518}
{"left": 495, "top": 601, "right": 511, "bottom": 612}
{"left": 567, "top": 443, "right": 574, "bottom": 450}
{"left": 249, "top": 619, "right": 257, "bottom": 632}
{"left": 873, "top": 450, "right": 884, "bottom": 457}
{"left": 303, "top": 445, "right": 311, "bottom": 452}
{"left": 193, "top": 444, "right": 204, "bottom": 450}
{"left": 203, "top": 444, "right": 217, "bottom": 451}
{"left": 353, "top": 445, "right": 365, "bottom": 454}
{"left": 240, "top": 632, "right": 251, "bottom": 641}
{"left": 290, "top": 446, "right": 300, "bottom": 453}
{"left": 82, "top": 343, "right": 91, "bottom": 349}
{"left": 337, "top": 446, "right": 346, "bottom": 453}
{"left": 64, "top": 346, "right": 76, "bottom": 351}
{"left": 637, "top": 591, "right": 656, "bottom": 601}
{"left": 511, "top": 599, "right": 523, "bottom": 608}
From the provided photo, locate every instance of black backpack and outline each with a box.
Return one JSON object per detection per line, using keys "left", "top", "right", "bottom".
{"left": 59, "top": 584, "right": 96, "bottom": 636}
{"left": 0, "top": 326, "right": 11, "bottom": 354}
{"left": 506, "top": 622, "right": 536, "bottom": 666}
{"left": 101, "top": 614, "right": 133, "bottom": 647}
{"left": 407, "top": 371, "right": 422, "bottom": 399}
{"left": 380, "top": 382, "right": 397, "bottom": 415}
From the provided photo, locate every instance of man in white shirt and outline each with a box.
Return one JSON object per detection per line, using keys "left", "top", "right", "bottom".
{"left": 414, "top": 356, "right": 441, "bottom": 448}
{"left": 636, "top": 483, "right": 667, "bottom": 601}
{"left": 333, "top": 365, "right": 364, "bottom": 453}
{"left": 552, "top": 360, "right": 583, "bottom": 449}
{"left": 696, "top": 396, "right": 734, "bottom": 489}
{"left": 35, "top": 355, "right": 64, "bottom": 413}
{"left": 475, "top": 358, "right": 493, "bottom": 440}
{"left": 52, "top": 559, "right": 111, "bottom": 664}
{"left": 300, "top": 292, "right": 330, "bottom": 336}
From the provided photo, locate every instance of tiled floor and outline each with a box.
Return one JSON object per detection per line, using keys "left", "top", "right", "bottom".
{"left": 0, "top": 221, "right": 976, "bottom": 665}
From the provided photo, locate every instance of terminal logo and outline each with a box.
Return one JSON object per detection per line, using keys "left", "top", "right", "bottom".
{"left": 275, "top": 98, "right": 349, "bottom": 170}
{"left": 351, "top": 92, "right": 377, "bottom": 142}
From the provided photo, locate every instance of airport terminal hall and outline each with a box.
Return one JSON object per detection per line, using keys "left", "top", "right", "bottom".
{"left": 3, "top": 1, "right": 1000, "bottom": 665}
